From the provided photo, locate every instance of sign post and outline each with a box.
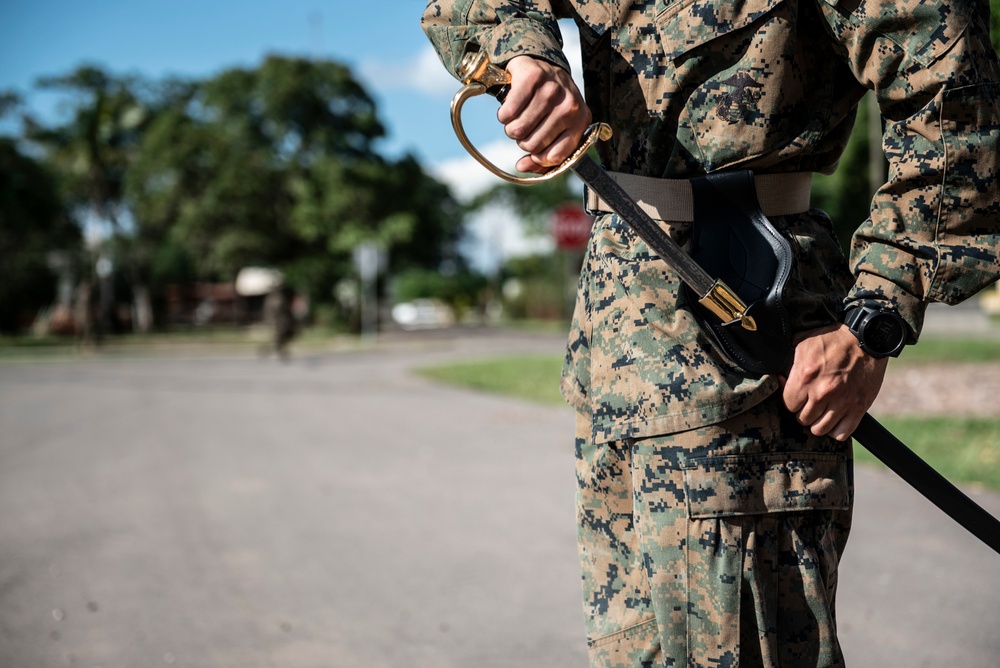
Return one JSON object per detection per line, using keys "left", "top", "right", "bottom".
{"left": 353, "top": 242, "right": 383, "bottom": 343}
{"left": 550, "top": 204, "right": 594, "bottom": 319}
{"left": 550, "top": 203, "right": 594, "bottom": 252}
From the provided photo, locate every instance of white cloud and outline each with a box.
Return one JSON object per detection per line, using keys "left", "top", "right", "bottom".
{"left": 359, "top": 45, "right": 459, "bottom": 98}
{"left": 431, "top": 139, "right": 525, "bottom": 201}
{"left": 431, "top": 137, "right": 584, "bottom": 202}
{"left": 415, "top": 46, "right": 465, "bottom": 95}
{"left": 431, "top": 140, "right": 563, "bottom": 273}
{"left": 361, "top": 19, "right": 584, "bottom": 99}
{"left": 460, "top": 202, "right": 555, "bottom": 275}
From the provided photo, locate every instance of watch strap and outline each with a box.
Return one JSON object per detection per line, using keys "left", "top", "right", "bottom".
{"left": 843, "top": 302, "right": 908, "bottom": 358}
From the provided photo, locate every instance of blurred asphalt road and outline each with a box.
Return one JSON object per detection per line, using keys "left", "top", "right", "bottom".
{"left": 1, "top": 327, "right": 998, "bottom": 668}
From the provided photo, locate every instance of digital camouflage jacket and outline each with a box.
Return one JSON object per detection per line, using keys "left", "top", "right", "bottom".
{"left": 422, "top": 0, "right": 1000, "bottom": 439}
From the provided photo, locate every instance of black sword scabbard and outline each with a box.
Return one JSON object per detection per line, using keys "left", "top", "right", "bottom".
{"left": 855, "top": 413, "right": 1000, "bottom": 554}
{"left": 573, "top": 158, "right": 761, "bottom": 333}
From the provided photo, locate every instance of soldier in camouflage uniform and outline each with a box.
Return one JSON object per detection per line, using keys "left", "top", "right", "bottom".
{"left": 422, "top": 0, "right": 1000, "bottom": 665}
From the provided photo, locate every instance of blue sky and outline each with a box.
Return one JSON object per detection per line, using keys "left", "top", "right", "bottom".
{"left": 0, "top": 0, "right": 584, "bottom": 268}
{"left": 0, "top": 0, "right": 514, "bottom": 166}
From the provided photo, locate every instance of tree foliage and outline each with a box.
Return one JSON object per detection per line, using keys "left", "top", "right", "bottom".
{"left": 0, "top": 138, "right": 79, "bottom": 332}
{"left": 993, "top": 0, "right": 1000, "bottom": 53}
{"left": 467, "top": 170, "right": 579, "bottom": 236}
{"left": 0, "top": 91, "right": 20, "bottom": 120}
{"left": 811, "top": 93, "right": 877, "bottom": 251}
{"left": 6, "top": 55, "right": 463, "bottom": 333}
{"left": 124, "top": 55, "right": 462, "bottom": 306}
{"left": 27, "top": 66, "right": 151, "bottom": 229}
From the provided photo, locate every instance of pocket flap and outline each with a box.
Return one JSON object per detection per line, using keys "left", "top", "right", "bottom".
{"left": 657, "top": 0, "right": 785, "bottom": 60}
{"left": 682, "top": 453, "right": 850, "bottom": 518}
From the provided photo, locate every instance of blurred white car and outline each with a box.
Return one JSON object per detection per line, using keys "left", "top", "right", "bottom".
{"left": 391, "top": 299, "right": 455, "bottom": 330}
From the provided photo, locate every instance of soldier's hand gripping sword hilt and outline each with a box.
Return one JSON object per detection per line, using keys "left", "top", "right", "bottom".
{"left": 451, "top": 51, "right": 612, "bottom": 186}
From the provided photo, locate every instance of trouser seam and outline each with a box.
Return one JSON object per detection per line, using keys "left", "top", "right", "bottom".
{"left": 588, "top": 617, "right": 658, "bottom": 649}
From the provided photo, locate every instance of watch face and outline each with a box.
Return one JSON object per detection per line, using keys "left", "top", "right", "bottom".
{"left": 863, "top": 312, "right": 906, "bottom": 356}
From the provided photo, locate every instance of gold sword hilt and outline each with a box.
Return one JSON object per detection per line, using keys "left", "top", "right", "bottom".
{"left": 451, "top": 51, "right": 612, "bottom": 186}
{"left": 453, "top": 53, "right": 757, "bottom": 332}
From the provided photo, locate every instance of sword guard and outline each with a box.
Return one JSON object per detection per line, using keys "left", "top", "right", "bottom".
{"left": 451, "top": 51, "right": 612, "bottom": 186}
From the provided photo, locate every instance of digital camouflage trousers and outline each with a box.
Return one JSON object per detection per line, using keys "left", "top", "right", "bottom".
{"left": 575, "top": 393, "right": 854, "bottom": 668}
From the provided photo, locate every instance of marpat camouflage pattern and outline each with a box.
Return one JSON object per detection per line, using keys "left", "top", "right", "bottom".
{"left": 422, "top": 0, "right": 1000, "bottom": 664}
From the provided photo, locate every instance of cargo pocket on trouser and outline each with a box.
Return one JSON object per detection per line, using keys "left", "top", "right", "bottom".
{"left": 575, "top": 413, "right": 662, "bottom": 668}
{"left": 681, "top": 453, "right": 852, "bottom": 668}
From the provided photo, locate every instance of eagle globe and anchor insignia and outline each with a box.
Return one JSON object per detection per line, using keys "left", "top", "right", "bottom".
{"left": 716, "top": 71, "right": 764, "bottom": 124}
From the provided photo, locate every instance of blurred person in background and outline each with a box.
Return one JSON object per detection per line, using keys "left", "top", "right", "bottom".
{"left": 261, "top": 284, "right": 298, "bottom": 361}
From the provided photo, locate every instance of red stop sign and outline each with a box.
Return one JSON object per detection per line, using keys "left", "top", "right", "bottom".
{"left": 551, "top": 203, "right": 594, "bottom": 251}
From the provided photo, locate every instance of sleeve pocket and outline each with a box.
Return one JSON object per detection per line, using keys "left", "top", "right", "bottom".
{"left": 930, "top": 82, "right": 1000, "bottom": 304}
{"left": 682, "top": 452, "right": 851, "bottom": 518}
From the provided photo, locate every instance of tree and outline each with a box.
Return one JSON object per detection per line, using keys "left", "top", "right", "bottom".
{"left": 993, "top": 0, "right": 1000, "bottom": 53}
{"left": 811, "top": 93, "right": 878, "bottom": 252}
{"left": 126, "top": 55, "right": 462, "bottom": 321}
{"left": 14, "top": 56, "right": 462, "bottom": 332}
{"left": 467, "top": 170, "right": 579, "bottom": 236}
{"left": 0, "top": 91, "right": 19, "bottom": 119}
{"left": 0, "top": 137, "right": 79, "bottom": 332}
{"left": 26, "top": 66, "right": 156, "bottom": 331}
{"left": 27, "top": 66, "right": 150, "bottom": 232}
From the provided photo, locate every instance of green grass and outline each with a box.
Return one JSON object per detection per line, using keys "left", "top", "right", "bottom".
{"left": 898, "top": 336, "right": 1000, "bottom": 364}
{"left": 856, "top": 417, "right": 1000, "bottom": 490}
{"left": 0, "top": 325, "right": 358, "bottom": 360}
{"left": 415, "top": 354, "right": 567, "bottom": 406}
{"left": 417, "top": 353, "right": 1000, "bottom": 490}
{"left": 0, "top": 327, "right": 256, "bottom": 360}
{"left": 499, "top": 318, "right": 572, "bottom": 334}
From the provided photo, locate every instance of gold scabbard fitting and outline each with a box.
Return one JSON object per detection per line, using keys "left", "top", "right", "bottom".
{"left": 450, "top": 51, "right": 612, "bottom": 186}
{"left": 698, "top": 280, "right": 757, "bottom": 331}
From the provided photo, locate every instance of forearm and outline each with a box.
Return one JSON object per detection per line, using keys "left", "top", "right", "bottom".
{"left": 817, "top": 0, "right": 1000, "bottom": 338}
{"left": 421, "top": 0, "right": 572, "bottom": 79}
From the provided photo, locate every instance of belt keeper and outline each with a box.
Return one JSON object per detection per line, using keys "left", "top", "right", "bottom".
{"left": 583, "top": 185, "right": 601, "bottom": 216}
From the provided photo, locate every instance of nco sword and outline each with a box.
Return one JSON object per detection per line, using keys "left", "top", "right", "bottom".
{"left": 449, "top": 51, "right": 1000, "bottom": 556}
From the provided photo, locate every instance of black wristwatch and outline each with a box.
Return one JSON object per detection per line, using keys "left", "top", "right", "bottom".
{"left": 843, "top": 303, "right": 909, "bottom": 359}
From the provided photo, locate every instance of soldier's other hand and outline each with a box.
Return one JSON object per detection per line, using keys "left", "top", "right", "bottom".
{"left": 500, "top": 56, "right": 592, "bottom": 174}
{"left": 781, "top": 324, "right": 889, "bottom": 442}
